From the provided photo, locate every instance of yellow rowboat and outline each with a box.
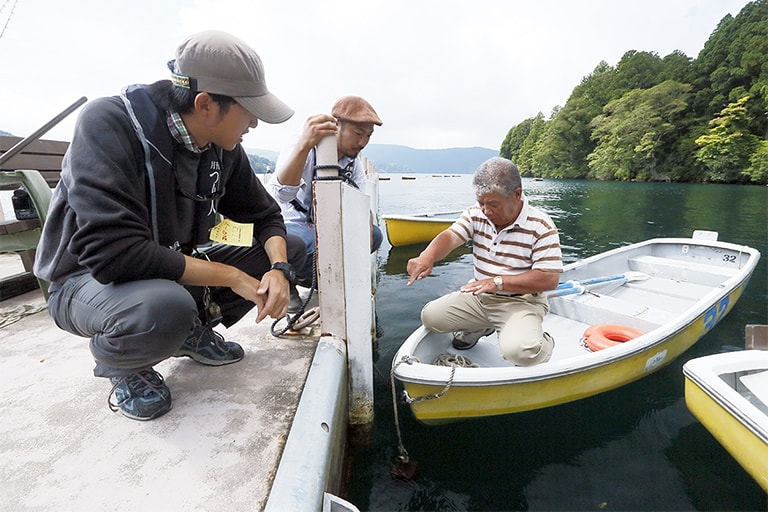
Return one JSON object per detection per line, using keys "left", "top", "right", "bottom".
{"left": 683, "top": 349, "right": 768, "bottom": 492}
{"left": 392, "top": 231, "right": 761, "bottom": 424}
{"left": 382, "top": 211, "right": 460, "bottom": 247}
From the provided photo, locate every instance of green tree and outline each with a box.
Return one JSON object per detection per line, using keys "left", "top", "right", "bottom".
{"left": 534, "top": 61, "right": 617, "bottom": 178}
{"left": 499, "top": 1, "right": 766, "bottom": 184}
{"left": 588, "top": 81, "right": 692, "bottom": 181}
{"left": 745, "top": 139, "right": 768, "bottom": 183}
{"left": 500, "top": 117, "right": 534, "bottom": 161}
{"left": 516, "top": 113, "right": 548, "bottom": 176}
{"left": 659, "top": 50, "right": 694, "bottom": 83}
{"left": 614, "top": 50, "right": 665, "bottom": 91}
{"left": 691, "top": 0, "right": 768, "bottom": 138}
{"left": 247, "top": 153, "right": 275, "bottom": 174}
{"left": 695, "top": 95, "right": 762, "bottom": 183}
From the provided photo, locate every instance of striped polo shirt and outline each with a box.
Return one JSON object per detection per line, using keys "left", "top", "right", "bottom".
{"left": 449, "top": 193, "right": 562, "bottom": 281}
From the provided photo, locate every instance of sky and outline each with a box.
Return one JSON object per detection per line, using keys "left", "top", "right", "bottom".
{"left": 0, "top": 0, "right": 751, "bottom": 153}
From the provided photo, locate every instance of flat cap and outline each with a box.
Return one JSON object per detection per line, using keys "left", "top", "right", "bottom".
{"left": 331, "top": 96, "right": 382, "bottom": 126}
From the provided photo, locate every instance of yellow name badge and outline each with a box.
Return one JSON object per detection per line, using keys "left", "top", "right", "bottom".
{"left": 209, "top": 218, "right": 253, "bottom": 247}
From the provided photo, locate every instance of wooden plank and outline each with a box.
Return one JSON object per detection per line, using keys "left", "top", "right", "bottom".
{"left": 0, "top": 153, "right": 66, "bottom": 171}
{"left": 0, "top": 271, "right": 40, "bottom": 301}
{"left": 745, "top": 324, "right": 768, "bottom": 350}
{"left": 0, "top": 219, "right": 42, "bottom": 235}
{"left": 0, "top": 135, "right": 69, "bottom": 155}
{"left": 0, "top": 136, "right": 69, "bottom": 188}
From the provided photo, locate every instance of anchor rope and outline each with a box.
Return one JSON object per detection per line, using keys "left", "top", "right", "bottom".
{"left": 389, "top": 352, "right": 478, "bottom": 462}
{"left": 433, "top": 353, "right": 479, "bottom": 368}
{"left": 390, "top": 355, "right": 415, "bottom": 462}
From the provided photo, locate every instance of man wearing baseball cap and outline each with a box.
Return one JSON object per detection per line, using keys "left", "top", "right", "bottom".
{"left": 268, "top": 96, "right": 384, "bottom": 311}
{"left": 34, "top": 30, "right": 306, "bottom": 421}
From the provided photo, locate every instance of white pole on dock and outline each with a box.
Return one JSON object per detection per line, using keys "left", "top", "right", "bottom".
{"left": 314, "top": 135, "right": 375, "bottom": 431}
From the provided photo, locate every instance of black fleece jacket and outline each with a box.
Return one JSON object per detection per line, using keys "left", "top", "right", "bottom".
{"left": 34, "top": 85, "right": 286, "bottom": 287}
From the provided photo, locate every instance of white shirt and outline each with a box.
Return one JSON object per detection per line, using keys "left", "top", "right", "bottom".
{"left": 267, "top": 146, "right": 366, "bottom": 226}
{"left": 450, "top": 193, "right": 563, "bottom": 281}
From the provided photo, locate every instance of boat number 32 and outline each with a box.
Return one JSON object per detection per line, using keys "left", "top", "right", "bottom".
{"left": 703, "top": 296, "right": 730, "bottom": 331}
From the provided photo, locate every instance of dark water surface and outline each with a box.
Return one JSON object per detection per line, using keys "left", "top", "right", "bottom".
{"left": 347, "top": 175, "right": 768, "bottom": 511}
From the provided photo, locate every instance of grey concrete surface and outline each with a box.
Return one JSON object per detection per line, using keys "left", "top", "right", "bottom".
{"left": 0, "top": 257, "right": 320, "bottom": 512}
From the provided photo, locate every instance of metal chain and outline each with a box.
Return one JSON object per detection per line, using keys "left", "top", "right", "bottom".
{"left": 191, "top": 249, "right": 221, "bottom": 327}
{"left": 271, "top": 250, "right": 318, "bottom": 337}
{"left": 389, "top": 354, "right": 460, "bottom": 464}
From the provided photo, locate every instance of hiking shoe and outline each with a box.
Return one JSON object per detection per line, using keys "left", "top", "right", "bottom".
{"left": 174, "top": 324, "right": 244, "bottom": 366}
{"left": 452, "top": 328, "right": 495, "bottom": 350}
{"left": 288, "top": 286, "right": 303, "bottom": 314}
{"left": 108, "top": 369, "right": 172, "bottom": 421}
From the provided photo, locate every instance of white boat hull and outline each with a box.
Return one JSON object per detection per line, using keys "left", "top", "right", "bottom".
{"left": 684, "top": 350, "right": 768, "bottom": 492}
{"left": 393, "top": 233, "right": 761, "bottom": 424}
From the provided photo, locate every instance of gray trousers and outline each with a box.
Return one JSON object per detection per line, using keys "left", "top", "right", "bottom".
{"left": 420, "top": 291, "right": 553, "bottom": 365}
{"left": 47, "top": 237, "right": 306, "bottom": 378}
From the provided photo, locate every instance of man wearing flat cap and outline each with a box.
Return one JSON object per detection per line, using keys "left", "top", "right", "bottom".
{"left": 268, "top": 96, "right": 384, "bottom": 310}
{"left": 34, "top": 30, "right": 306, "bottom": 421}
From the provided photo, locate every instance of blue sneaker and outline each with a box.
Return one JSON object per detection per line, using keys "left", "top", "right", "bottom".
{"left": 108, "top": 369, "right": 172, "bottom": 421}
{"left": 174, "top": 324, "right": 244, "bottom": 366}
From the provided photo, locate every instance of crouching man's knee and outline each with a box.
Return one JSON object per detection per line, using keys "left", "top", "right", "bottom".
{"left": 500, "top": 332, "right": 554, "bottom": 366}
{"left": 420, "top": 301, "right": 451, "bottom": 333}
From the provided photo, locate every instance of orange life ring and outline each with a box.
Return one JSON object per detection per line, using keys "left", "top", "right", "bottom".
{"left": 583, "top": 324, "right": 644, "bottom": 351}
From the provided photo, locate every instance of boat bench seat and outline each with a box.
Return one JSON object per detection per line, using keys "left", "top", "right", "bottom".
{"left": 626, "top": 275, "right": 712, "bottom": 302}
{"left": 740, "top": 370, "right": 768, "bottom": 408}
{"left": 548, "top": 292, "right": 672, "bottom": 333}
{"left": 628, "top": 255, "right": 737, "bottom": 286}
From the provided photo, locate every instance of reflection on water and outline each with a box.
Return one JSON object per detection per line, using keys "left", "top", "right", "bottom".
{"left": 351, "top": 175, "right": 767, "bottom": 511}
{"left": 382, "top": 244, "right": 472, "bottom": 276}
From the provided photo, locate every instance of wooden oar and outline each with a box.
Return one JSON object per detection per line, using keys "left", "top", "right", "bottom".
{"left": 546, "top": 271, "right": 649, "bottom": 298}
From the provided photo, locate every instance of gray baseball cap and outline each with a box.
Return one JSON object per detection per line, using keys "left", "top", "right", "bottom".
{"left": 170, "top": 30, "right": 294, "bottom": 124}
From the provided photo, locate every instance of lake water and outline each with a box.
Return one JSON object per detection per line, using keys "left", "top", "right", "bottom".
{"left": 347, "top": 175, "right": 768, "bottom": 511}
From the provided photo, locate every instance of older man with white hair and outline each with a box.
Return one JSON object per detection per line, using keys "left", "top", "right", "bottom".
{"left": 406, "top": 157, "right": 563, "bottom": 365}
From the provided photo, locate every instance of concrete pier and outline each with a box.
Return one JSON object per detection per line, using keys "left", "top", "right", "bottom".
{"left": 0, "top": 253, "right": 348, "bottom": 511}
{"left": 1, "top": 157, "right": 379, "bottom": 511}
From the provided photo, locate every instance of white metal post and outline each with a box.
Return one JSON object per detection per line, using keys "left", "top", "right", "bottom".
{"left": 313, "top": 137, "right": 374, "bottom": 429}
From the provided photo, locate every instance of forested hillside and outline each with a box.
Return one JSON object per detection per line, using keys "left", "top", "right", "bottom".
{"left": 500, "top": 0, "right": 767, "bottom": 184}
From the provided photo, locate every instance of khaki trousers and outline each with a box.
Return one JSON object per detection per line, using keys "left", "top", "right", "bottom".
{"left": 420, "top": 291, "right": 553, "bottom": 365}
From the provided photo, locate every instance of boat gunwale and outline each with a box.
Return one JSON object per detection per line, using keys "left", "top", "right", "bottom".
{"left": 684, "top": 350, "right": 768, "bottom": 442}
{"left": 393, "top": 237, "right": 761, "bottom": 387}
{"left": 382, "top": 212, "right": 460, "bottom": 223}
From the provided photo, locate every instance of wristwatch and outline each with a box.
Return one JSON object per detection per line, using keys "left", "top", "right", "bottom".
{"left": 270, "top": 262, "right": 297, "bottom": 285}
{"left": 493, "top": 276, "right": 504, "bottom": 292}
